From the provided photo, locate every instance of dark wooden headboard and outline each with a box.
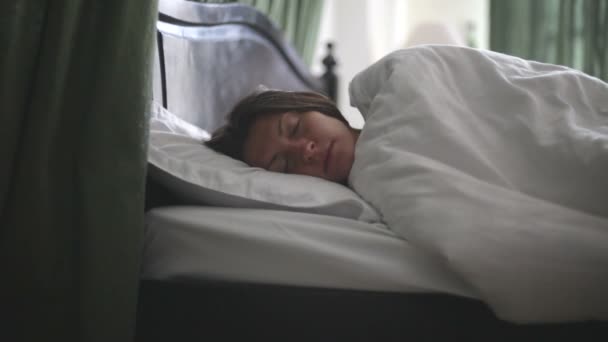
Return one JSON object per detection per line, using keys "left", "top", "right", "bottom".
{"left": 153, "top": 0, "right": 337, "bottom": 133}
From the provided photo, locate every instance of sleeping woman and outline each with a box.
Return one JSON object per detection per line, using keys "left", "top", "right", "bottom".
{"left": 206, "top": 46, "right": 608, "bottom": 323}
{"left": 206, "top": 90, "right": 358, "bottom": 184}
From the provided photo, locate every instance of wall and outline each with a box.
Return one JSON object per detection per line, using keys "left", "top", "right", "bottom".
{"left": 312, "top": 0, "right": 489, "bottom": 128}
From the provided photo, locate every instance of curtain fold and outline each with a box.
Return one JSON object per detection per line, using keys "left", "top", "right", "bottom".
{"left": 490, "top": 0, "right": 608, "bottom": 81}
{"left": 0, "top": 1, "right": 157, "bottom": 341}
{"left": 195, "top": 0, "right": 322, "bottom": 66}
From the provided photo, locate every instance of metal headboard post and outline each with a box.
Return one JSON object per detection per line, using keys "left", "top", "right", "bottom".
{"left": 156, "top": 30, "right": 168, "bottom": 109}
{"left": 321, "top": 42, "right": 338, "bottom": 103}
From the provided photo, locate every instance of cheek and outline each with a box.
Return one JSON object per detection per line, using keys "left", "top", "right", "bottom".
{"left": 337, "top": 145, "right": 355, "bottom": 169}
{"left": 339, "top": 138, "right": 356, "bottom": 169}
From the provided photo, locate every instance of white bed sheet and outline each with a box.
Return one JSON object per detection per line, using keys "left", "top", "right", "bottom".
{"left": 142, "top": 206, "right": 476, "bottom": 297}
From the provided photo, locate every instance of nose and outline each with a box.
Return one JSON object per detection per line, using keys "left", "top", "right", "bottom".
{"left": 290, "top": 139, "right": 317, "bottom": 163}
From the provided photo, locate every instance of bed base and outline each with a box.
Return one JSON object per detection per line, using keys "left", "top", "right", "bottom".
{"left": 136, "top": 279, "right": 607, "bottom": 341}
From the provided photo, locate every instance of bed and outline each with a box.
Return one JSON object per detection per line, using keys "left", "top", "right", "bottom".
{"left": 136, "top": 1, "right": 608, "bottom": 340}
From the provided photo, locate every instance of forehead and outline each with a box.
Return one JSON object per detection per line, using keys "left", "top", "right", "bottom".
{"left": 242, "top": 112, "right": 282, "bottom": 167}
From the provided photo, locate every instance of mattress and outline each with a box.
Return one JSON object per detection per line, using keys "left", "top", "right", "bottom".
{"left": 142, "top": 206, "right": 476, "bottom": 297}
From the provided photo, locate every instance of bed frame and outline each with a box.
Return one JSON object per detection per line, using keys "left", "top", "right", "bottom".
{"left": 151, "top": 0, "right": 335, "bottom": 132}
{"left": 137, "top": 1, "right": 607, "bottom": 340}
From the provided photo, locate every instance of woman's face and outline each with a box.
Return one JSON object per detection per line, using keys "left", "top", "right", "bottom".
{"left": 243, "top": 111, "right": 359, "bottom": 183}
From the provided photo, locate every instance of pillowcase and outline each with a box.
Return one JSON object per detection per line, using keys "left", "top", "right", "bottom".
{"left": 147, "top": 102, "right": 380, "bottom": 222}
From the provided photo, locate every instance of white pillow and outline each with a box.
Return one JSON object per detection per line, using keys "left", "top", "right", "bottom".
{"left": 147, "top": 102, "right": 380, "bottom": 222}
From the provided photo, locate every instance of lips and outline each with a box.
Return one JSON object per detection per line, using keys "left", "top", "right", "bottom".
{"left": 324, "top": 141, "right": 334, "bottom": 176}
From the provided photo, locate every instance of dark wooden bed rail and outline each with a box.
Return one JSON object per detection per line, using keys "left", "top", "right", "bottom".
{"left": 137, "top": 279, "right": 608, "bottom": 341}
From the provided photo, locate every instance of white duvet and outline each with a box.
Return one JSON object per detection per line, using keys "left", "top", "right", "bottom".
{"left": 348, "top": 46, "right": 608, "bottom": 323}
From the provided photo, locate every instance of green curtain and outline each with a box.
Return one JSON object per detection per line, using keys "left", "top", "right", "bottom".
{"left": 195, "top": 0, "right": 323, "bottom": 66}
{"left": 490, "top": 0, "right": 608, "bottom": 81}
{"left": 0, "top": 1, "right": 157, "bottom": 341}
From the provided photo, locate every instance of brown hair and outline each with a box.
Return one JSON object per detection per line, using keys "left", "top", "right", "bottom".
{"left": 205, "top": 90, "right": 345, "bottom": 161}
